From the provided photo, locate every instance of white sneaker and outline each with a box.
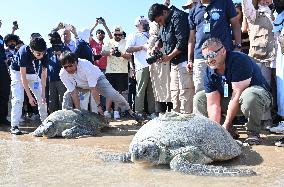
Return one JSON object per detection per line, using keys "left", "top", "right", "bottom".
{"left": 270, "top": 121, "right": 284, "bottom": 133}
{"left": 113, "top": 111, "right": 120, "bottom": 120}
{"left": 104, "top": 111, "right": 111, "bottom": 119}
{"left": 148, "top": 113, "right": 158, "bottom": 120}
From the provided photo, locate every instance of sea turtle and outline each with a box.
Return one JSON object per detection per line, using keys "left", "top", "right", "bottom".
{"left": 101, "top": 112, "right": 256, "bottom": 176}
{"left": 32, "top": 109, "right": 108, "bottom": 138}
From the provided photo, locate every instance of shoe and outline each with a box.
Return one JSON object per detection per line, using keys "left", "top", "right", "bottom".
{"left": 147, "top": 113, "right": 158, "bottom": 120}
{"left": 10, "top": 126, "right": 22, "bottom": 135}
{"left": 275, "top": 138, "right": 284, "bottom": 147}
{"left": 269, "top": 121, "right": 284, "bottom": 133}
{"left": 104, "top": 111, "right": 111, "bottom": 119}
{"left": 126, "top": 110, "right": 144, "bottom": 123}
{"left": 244, "top": 132, "right": 261, "bottom": 145}
{"left": 113, "top": 111, "right": 120, "bottom": 120}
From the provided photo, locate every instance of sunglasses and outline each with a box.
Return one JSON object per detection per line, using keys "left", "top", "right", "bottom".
{"left": 203, "top": 46, "right": 223, "bottom": 60}
{"left": 63, "top": 64, "right": 74, "bottom": 69}
{"left": 114, "top": 34, "right": 123, "bottom": 37}
{"left": 97, "top": 32, "right": 105, "bottom": 35}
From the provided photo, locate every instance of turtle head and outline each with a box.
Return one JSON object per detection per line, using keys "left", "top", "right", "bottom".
{"left": 42, "top": 121, "right": 58, "bottom": 138}
{"left": 130, "top": 140, "right": 160, "bottom": 165}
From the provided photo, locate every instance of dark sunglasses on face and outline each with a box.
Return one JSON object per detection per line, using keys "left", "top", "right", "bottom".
{"left": 114, "top": 34, "right": 123, "bottom": 37}
{"left": 203, "top": 46, "right": 223, "bottom": 60}
{"left": 97, "top": 32, "right": 105, "bottom": 35}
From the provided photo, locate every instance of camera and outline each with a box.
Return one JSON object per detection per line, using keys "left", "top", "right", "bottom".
{"left": 52, "top": 44, "right": 64, "bottom": 52}
{"left": 13, "top": 21, "right": 18, "bottom": 29}
{"left": 96, "top": 17, "right": 105, "bottom": 24}
{"left": 146, "top": 50, "right": 163, "bottom": 64}
{"left": 112, "top": 47, "right": 121, "bottom": 57}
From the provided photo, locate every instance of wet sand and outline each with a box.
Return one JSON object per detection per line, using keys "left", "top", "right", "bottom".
{"left": 0, "top": 119, "right": 284, "bottom": 187}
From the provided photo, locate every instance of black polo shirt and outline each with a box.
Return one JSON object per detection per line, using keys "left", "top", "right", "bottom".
{"left": 188, "top": 0, "right": 237, "bottom": 59}
{"left": 11, "top": 45, "right": 48, "bottom": 74}
{"left": 204, "top": 51, "right": 271, "bottom": 96}
{"left": 159, "top": 6, "right": 189, "bottom": 65}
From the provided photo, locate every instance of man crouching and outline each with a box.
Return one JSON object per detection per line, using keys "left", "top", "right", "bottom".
{"left": 59, "top": 51, "right": 142, "bottom": 122}
{"left": 193, "top": 38, "right": 272, "bottom": 145}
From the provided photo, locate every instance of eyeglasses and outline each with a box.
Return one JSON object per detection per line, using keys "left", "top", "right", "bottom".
{"left": 63, "top": 64, "right": 74, "bottom": 69}
{"left": 203, "top": 46, "right": 223, "bottom": 60}
{"left": 97, "top": 32, "right": 105, "bottom": 35}
{"left": 114, "top": 33, "right": 123, "bottom": 37}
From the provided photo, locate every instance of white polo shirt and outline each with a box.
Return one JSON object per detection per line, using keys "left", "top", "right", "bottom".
{"left": 125, "top": 31, "right": 149, "bottom": 71}
{"left": 60, "top": 58, "right": 103, "bottom": 92}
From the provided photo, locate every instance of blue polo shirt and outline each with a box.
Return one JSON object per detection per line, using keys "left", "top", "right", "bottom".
{"left": 11, "top": 45, "right": 48, "bottom": 74}
{"left": 47, "top": 46, "right": 70, "bottom": 82}
{"left": 0, "top": 35, "right": 7, "bottom": 68}
{"left": 188, "top": 0, "right": 237, "bottom": 59}
{"left": 204, "top": 51, "right": 271, "bottom": 96}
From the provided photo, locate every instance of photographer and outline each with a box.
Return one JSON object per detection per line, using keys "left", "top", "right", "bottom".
{"left": 148, "top": 3, "right": 194, "bottom": 114}
{"left": 101, "top": 26, "right": 131, "bottom": 119}
{"left": 125, "top": 16, "right": 155, "bottom": 118}
{"left": 4, "top": 34, "right": 19, "bottom": 65}
{"left": 90, "top": 17, "right": 113, "bottom": 72}
{"left": 47, "top": 31, "right": 70, "bottom": 113}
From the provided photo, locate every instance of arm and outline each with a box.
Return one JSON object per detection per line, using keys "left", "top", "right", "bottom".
{"left": 90, "top": 21, "right": 99, "bottom": 35}
{"left": 126, "top": 45, "right": 147, "bottom": 53}
{"left": 70, "top": 89, "right": 81, "bottom": 109}
{"left": 222, "top": 78, "right": 251, "bottom": 130}
{"left": 102, "top": 20, "right": 113, "bottom": 39}
{"left": 41, "top": 67, "right": 47, "bottom": 103}
{"left": 20, "top": 67, "right": 37, "bottom": 106}
{"left": 242, "top": 0, "right": 257, "bottom": 23}
{"left": 230, "top": 17, "right": 242, "bottom": 50}
{"left": 187, "top": 30, "right": 196, "bottom": 70}
{"left": 91, "top": 87, "right": 104, "bottom": 115}
{"left": 206, "top": 91, "right": 222, "bottom": 123}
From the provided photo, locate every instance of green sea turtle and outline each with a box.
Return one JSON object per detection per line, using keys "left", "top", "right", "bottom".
{"left": 32, "top": 109, "right": 108, "bottom": 138}
{"left": 101, "top": 112, "right": 256, "bottom": 176}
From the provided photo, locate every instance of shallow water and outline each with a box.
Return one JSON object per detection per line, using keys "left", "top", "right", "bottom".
{"left": 0, "top": 120, "right": 284, "bottom": 187}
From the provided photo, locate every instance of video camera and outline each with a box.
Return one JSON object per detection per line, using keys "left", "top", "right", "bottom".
{"left": 146, "top": 50, "right": 163, "bottom": 64}
{"left": 13, "top": 21, "right": 18, "bottom": 30}
{"left": 96, "top": 17, "right": 105, "bottom": 24}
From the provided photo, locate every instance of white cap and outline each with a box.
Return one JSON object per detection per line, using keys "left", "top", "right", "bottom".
{"left": 113, "top": 26, "right": 124, "bottom": 33}
{"left": 134, "top": 16, "right": 149, "bottom": 26}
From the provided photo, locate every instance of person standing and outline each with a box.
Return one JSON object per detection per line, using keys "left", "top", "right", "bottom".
{"left": 148, "top": 3, "right": 194, "bottom": 114}
{"left": 10, "top": 37, "right": 48, "bottom": 134}
{"left": 126, "top": 16, "right": 155, "bottom": 117}
{"left": 101, "top": 26, "right": 131, "bottom": 119}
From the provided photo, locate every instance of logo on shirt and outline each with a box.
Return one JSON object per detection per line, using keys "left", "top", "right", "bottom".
{"left": 211, "top": 12, "right": 220, "bottom": 21}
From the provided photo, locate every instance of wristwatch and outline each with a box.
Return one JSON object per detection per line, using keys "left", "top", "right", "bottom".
{"left": 234, "top": 43, "right": 242, "bottom": 49}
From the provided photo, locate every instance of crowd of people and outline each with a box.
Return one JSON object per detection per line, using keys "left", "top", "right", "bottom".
{"left": 0, "top": 0, "right": 284, "bottom": 147}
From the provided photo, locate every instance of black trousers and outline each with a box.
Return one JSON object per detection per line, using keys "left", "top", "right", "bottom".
{"left": 0, "top": 66, "right": 10, "bottom": 120}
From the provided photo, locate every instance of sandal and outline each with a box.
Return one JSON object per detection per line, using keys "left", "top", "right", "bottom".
{"left": 227, "top": 126, "right": 240, "bottom": 139}
{"left": 244, "top": 133, "right": 261, "bottom": 145}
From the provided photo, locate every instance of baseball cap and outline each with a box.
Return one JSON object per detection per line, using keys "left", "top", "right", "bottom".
{"left": 134, "top": 16, "right": 149, "bottom": 26}
{"left": 113, "top": 26, "right": 124, "bottom": 33}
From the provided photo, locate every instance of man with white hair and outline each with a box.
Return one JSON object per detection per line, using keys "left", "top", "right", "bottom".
{"left": 126, "top": 16, "right": 155, "bottom": 118}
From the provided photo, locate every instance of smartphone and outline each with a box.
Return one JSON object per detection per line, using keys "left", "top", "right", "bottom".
{"left": 13, "top": 21, "right": 19, "bottom": 29}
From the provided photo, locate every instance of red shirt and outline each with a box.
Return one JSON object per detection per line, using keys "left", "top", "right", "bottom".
{"left": 89, "top": 38, "right": 107, "bottom": 70}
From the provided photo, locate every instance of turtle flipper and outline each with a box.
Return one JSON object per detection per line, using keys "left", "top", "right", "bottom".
{"left": 62, "top": 125, "right": 98, "bottom": 139}
{"left": 170, "top": 154, "right": 256, "bottom": 176}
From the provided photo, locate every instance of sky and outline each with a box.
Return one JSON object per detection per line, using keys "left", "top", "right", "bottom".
{"left": 0, "top": 0, "right": 185, "bottom": 45}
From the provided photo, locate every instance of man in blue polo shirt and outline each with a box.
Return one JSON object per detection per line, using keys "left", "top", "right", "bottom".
{"left": 188, "top": 0, "right": 241, "bottom": 93}
{"left": 10, "top": 37, "right": 48, "bottom": 135}
{"left": 193, "top": 38, "right": 272, "bottom": 145}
